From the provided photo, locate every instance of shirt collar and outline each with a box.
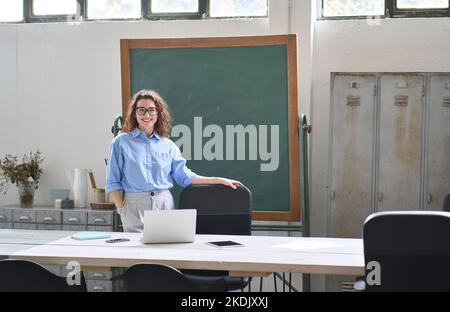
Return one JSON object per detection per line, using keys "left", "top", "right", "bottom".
{"left": 131, "top": 128, "right": 160, "bottom": 140}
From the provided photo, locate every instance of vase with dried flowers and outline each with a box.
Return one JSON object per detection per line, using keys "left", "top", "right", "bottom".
{"left": 0, "top": 150, "right": 44, "bottom": 208}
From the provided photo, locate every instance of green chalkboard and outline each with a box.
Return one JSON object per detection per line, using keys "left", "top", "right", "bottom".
{"left": 121, "top": 35, "right": 299, "bottom": 221}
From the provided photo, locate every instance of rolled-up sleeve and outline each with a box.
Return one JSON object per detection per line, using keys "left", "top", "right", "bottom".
{"left": 171, "top": 144, "right": 196, "bottom": 188}
{"left": 105, "top": 137, "right": 124, "bottom": 193}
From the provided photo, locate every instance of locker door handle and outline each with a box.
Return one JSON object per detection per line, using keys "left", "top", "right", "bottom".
{"left": 378, "top": 192, "right": 383, "bottom": 202}
{"left": 331, "top": 191, "right": 335, "bottom": 200}
{"left": 427, "top": 194, "right": 432, "bottom": 204}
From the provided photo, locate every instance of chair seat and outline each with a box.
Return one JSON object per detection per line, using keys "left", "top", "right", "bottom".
{"left": 182, "top": 269, "right": 251, "bottom": 291}
{"left": 123, "top": 264, "right": 228, "bottom": 292}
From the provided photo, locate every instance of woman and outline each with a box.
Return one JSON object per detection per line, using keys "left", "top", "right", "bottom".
{"left": 106, "top": 89, "right": 240, "bottom": 232}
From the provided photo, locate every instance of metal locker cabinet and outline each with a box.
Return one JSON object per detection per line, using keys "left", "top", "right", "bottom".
{"left": 329, "top": 74, "right": 376, "bottom": 238}
{"left": 377, "top": 74, "right": 424, "bottom": 212}
{"left": 426, "top": 75, "right": 450, "bottom": 210}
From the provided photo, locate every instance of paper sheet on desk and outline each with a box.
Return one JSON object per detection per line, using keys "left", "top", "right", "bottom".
{"left": 274, "top": 240, "right": 342, "bottom": 251}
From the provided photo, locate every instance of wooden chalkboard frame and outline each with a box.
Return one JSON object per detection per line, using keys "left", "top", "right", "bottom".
{"left": 120, "top": 35, "right": 299, "bottom": 221}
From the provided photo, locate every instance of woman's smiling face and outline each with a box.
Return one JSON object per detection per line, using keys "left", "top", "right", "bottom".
{"left": 135, "top": 98, "right": 158, "bottom": 133}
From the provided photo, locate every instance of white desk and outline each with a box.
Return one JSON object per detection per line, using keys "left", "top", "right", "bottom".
{"left": 0, "top": 229, "right": 364, "bottom": 276}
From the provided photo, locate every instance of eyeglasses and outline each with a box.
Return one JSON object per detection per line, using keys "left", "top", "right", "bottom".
{"left": 136, "top": 107, "right": 158, "bottom": 116}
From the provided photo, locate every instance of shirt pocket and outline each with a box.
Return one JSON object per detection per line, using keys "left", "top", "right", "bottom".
{"left": 151, "top": 151, "right": 172, "bottom": 175}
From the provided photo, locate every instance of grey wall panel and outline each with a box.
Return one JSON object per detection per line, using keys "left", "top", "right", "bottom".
{"left": 427, "top": 75, "right": 450, "bottom": 210}
{"left": 378, "top": 74, "right": 423, "bottom": 211}
{"left": 329, "top": 74, "right": 376, "bottom": 238}
{"left": 0, "top": 209, "right": 12, "bottom": 223}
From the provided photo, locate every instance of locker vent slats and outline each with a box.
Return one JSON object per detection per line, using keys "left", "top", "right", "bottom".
{"left": 394, "top": 95, "right": 409, "bottom": 106}
{"left": 346, "top": 96, "right": 360, "bottom": 106}
{"left": 443, "top": 97, "right": 450, "bottom": 107}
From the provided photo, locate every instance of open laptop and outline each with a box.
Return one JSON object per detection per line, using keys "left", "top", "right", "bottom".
{"left": 143, "top": 209, "right": 197, "bottom": 244}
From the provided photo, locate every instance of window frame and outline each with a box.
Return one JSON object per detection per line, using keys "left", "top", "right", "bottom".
{"left": 2, "top": 0, "right": 268, "bottom": 23}
{"left": 147, "top": 0, "right": 207, "bottom": 20}
{"left": 208, "top": 0, "right": 268, "bottom": 19}
{"left": 84, "top": 0, "right": 143, "bottom": 22}
{"left": 25, "top": 0, "right": 84, "bottom": 23}
{"left": 321, "top": 0, "right": 450, "bottom": 19}
{"left": 320, "top": 0, "right": 386, "bottom": 20}
{"left": 390, "top": 0, "right": 450, "bottom": 17}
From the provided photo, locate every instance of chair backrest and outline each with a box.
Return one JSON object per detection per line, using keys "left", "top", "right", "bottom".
{"left": 179, "top": 184, "right": 252, "bottom": 235}
{"left": 443, "top": 192, "right": 450, "bottom": 212}
{"left": 0, "top": 260, "right": 87, "bottom": 292}
{"left": 122, "top": 263, "right": 226, "bottom": 292}
{"left": 363, "top": 211, "right": 450, "bottom": 292}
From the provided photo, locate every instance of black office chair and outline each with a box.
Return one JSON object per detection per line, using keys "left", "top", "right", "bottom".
{"left": 362, "top": 211, "right": 450, "bottom": 292}
{"left": 122, "top": 263, "right": 227, "bottom": 292}
{"left": 443, "top": 192, "right": 450, "bottom": 212}
{"left": 0, "top": 259, "right": 87, "bottom": 292}
{"left": 178, "top": 184, "right": 252, "bottom": 292}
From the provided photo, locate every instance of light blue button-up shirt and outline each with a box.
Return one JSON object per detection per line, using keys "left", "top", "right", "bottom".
{"left": 105, "top": 128, "right": 196, "bottom": 193}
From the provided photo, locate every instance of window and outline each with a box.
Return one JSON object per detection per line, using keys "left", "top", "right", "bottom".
{"left": 151, "top": 0, "right": 198, "bottom": 13}
{"left": 396, "top": 0, "right": 449, "bottom": 9}
{"left": 87, "top": 0, "right": 142, "bottom": 20}
{"left": 323, "top": 0, "right": 450, "bottom": 18}
{"left": 323, "top": 0, "right": 385, "bottom": 17}
{"left": 1, "top": 0, "right": 269, "bottom": 23}
{"left": 391, "top": 0, "right": 450, "bottom": 17}
{"left": 209, "top": 0, "right": 268, "bottom": 17}
{"left": 0, "top": 0, "right": 23, "bottom": 22}
{"left": 32, "top": 0, "right": 77, "bottom": 16}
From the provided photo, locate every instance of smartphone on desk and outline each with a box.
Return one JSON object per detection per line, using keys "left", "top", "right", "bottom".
{"left": 206, "top": 240, "right": 244, "bottom": 248}
{"left": 105, "top": 238, "right": 130, "bottom": 243}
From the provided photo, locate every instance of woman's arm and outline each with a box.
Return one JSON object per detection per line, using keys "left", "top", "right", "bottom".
{"left": 110, "top": 190, "right": 124, "bottom": 209}
{"left": 191, "top": 175, "right": 242, "bottom": 189}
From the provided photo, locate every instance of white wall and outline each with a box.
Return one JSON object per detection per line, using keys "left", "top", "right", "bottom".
{"left": 0, "top": 0, "right": 300, "bottom": 206}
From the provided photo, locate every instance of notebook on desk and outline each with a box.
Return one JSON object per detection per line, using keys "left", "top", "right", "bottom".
{"left": 71, "top": 232, "right": 111, "bottom": 240}
{"left": 143, "top": 209, "right": 196, "bottom": 244}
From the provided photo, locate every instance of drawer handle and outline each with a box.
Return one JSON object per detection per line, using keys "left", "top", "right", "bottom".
{"left": 93, "top": 286, "right": 105, "bottom": 291}
{"left": 93, "top": 273, "right": 105, "bottom": 278}
{"left": 68, "top": 217, "right": 80, "bottom": 223}
{"left": 93, "top": 218, "right": 106, "bottom": 224}
{"left": 0, "top": 215, "right": 6, "bottom": 220}
{"left": 43, "top": 217, "right": 55, "bottom": 222}
{"left": 19, "top": 216, "right": 31, "bottom": 221}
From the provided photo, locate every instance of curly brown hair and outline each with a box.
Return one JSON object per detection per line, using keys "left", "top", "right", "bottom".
{"left": 122, "top": 89, "right": 172, "bottom": 137}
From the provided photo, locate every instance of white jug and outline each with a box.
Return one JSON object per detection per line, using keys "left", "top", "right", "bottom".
{"left": 65, "top": 168, "right": 88, "bottom": 208}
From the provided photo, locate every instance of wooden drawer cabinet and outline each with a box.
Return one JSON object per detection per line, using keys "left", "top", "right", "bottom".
{"left": 0, "top": 222, "right": 12, "bottom": 229}
{"left": 62, "top": 211, "right": 87, "bottom": 225}
{"left": 2, "top": 205, "right": 121, "bottom": 291}
{"left": 36, "top": 210, "right": 61, "bottom": 224}
{"left": 88, "top": 212, "right": 113, "bottom": 226}
{"left": 0, "top": 209, "right": 12, "bottom": 223}
{"left": 13, "top": 210, "right": 36, "bottom": 223}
